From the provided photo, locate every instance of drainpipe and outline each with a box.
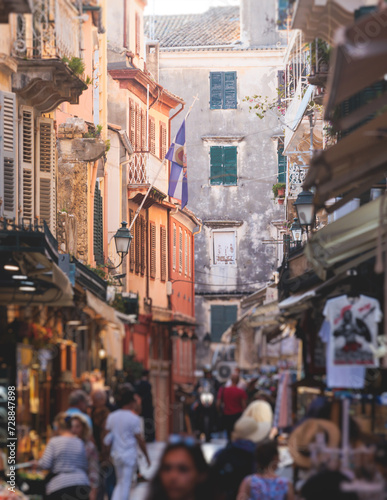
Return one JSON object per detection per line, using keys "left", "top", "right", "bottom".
{"left": 89, "top": 160, "right": 99, "bottom": 264}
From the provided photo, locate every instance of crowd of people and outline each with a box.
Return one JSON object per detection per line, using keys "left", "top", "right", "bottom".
{"left": 27, "top": 367, "right": 387, "bottom": 500}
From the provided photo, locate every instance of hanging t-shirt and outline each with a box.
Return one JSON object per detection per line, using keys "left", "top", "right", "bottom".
{"left": 323, "top": 295, "right": 382, "bottom": 367}
{"left": 319, "top": 321, "right": 365, "bottom": 389}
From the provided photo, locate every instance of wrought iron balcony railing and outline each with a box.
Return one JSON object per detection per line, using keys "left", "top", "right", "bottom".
{"left": 11, "top": 0, "right": 80, "bottom": 60}
{"left": 128, "top": 152, "right": 169, "bottom": 195}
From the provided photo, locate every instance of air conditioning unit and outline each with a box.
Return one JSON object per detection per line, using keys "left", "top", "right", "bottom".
{"left": 166, "top": 281, "right": 173, "bottom": 296}
{"left": 216, "top": 362, "right": 237, "bottom": 382}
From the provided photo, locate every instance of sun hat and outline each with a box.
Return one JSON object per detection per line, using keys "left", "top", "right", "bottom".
{"left": 288, "top": 418, "right": 341, "bottom": 468}
{"left": 232, "top": 416, "right": 271, "bottom": 443}
{"left": 243, "top": 400, "right": 273, "bottom": 424}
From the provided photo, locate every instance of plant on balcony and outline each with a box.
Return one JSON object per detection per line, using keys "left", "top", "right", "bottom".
{"left": 84, "top": 124, "right": 103, "bottom": 139}
{"left": 272, "top": 183, "right": 286, "bottom": 198}
{"left": 62, "top": 56, "right": 85, "bottom": 76}
{"left": 310, "top": 39, "right": 331, "bottom": 73}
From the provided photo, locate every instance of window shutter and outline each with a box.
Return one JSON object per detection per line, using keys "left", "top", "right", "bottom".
{"left": 93, "top": 181, "right": 103, "bottom": 265}
{"left": 277, "top": 143, "right": 287, "bottom": 184}
{"left": 141, "top": 109, "right": 147, "bottom": 151}
{"left": 129, "top": 99, "right": 135, "bottom": 148}
{"left": 150, "top": 223, "right": 156, "bottom": 279}
{"left": 210, "top": 72, "right": 223, "bottom": 109}
{"left": 136, "top": 104, "right": 142, "bottom": 151}
{"left": 211, "top": 305, "right": 237, "bottom": 342}
{"left": 159, "top": 122, "right": 167, "bottom": 159}
{"left": 210, "top": 146, "right": 224, "bottom": 185}
{"left": 20, "top": 106, "right": 34, "bottom": 221}
{"left": 129, "top": 209, "right": 135, "bottom": 272}
{"left": 188, "top": 234, "right": 191, "bottom": 278}
{"left": 184, "top": 231, "right": 188, "bottom": 276}
{"left": 224, "top": 72, "right": 237, "bottom": 109}
{"left": 36, "top": 117, "right": 55, "bottom": 232}
{"left": 149, "top": 117, "right": 155, "bottom": 155}
{"left": 140, "top": 216, "right": 146, "bottom": 275}
{"left": 179, "top": 227, "right": 183, "bottom": 273}
{"left": 160, "top": 226, "right": 167, "bottom": 282}
{"left": 173, "top": 223, "right": 176, "bottom": 271}
{"left": 0, "top": 91, "right": 17, "bottom": 219}
{"left": 135, "top": 217, "right": 140, "bottom": 273}
{"left": 223, "top": 146, "right": 237, "bottom": 185}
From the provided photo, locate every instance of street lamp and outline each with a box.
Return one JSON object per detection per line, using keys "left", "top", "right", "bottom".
{"left": 293, "top": 190, "right": 315, "bottom": 229}
{"left": 203, "top": 332, "right": 212, "bottom": 348}
{"left": 290, "top": 218, "right": 302, "bottom": 246}
{"left": 106, "top": 221, "right": 133, "bottom": 270}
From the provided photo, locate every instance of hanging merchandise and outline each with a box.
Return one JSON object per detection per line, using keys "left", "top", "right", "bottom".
{"left": 319, "top": 321, "right": 366, "bottom": 389}
{"left": 323, "top": 295, "right": 382, "bottom": 366}
{"left": 273, "top": 371, "right": 294, "bottom": 429}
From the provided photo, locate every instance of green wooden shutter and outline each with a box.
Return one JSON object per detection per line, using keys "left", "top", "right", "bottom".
{"left": 93, "top": 182, "right": 103, "bottom": 265}
{"left": 278, "top": 146, "right": 286, "bottom": 183}
{"left": 223, "top": 146, "right": 237, "bottom": 185}
{"left": 210, "top": 146, "right": 224, "bottom": 185}
{"left": 224, "top": 72, "right": 237, "bottom": 109}
{"left": 211, "top": 305, "right": 238, "bottom": 342}
{"left": 210, "top": 72, "right": 223, "bottom": 109}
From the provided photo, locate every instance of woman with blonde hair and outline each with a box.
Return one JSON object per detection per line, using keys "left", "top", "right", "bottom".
{"left": 71, "top": 414, "right": 100, "bottom": 500}
{"left": 37, "top": 412, "right": 90, "bottom": 500}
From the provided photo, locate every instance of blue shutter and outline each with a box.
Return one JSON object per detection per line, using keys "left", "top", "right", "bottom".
{"left": 224, "top": 72, "right": 237, "bottom": 109}
{"left": 278, "top": 146, "right": 286, "bottom": 184}
{"left": 211, "top": 305, "right": 238, "bottom": 342}
{"left": 223, "top": 146, "right": 237, "bottom": 185}
{"left": 210, "top": 72, "right": 223, "bottom": 109}
{"left": 210, "top": 146, "right": 224, "bottom": 185}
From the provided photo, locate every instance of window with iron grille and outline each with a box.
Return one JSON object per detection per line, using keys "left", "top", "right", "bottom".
{"left": 210, "top": 72, "right": 237, "bottom": 110}
{"left": 129, "top": 209, "right": 135, "bottom": 272}
{"left": 159, "top": 122, "right": 167, "bottom": 159}
{"left": 179, "top": 227, "right": 183, "bottom": 273}
{"left": 160, "top": 226, "right": 167, "bottom": 282}
{"left": 93, "top": 182, "right": 103, "bottom": 265}
{"left": 141, "top": 216, "right": 146, "bottom": 275}
{"left": 150, "top": 223, "right": 156, "bottom": 279}
{"left": 149, "top": 117, "right": 156, "bottom": 155}
{"left": 173, "top": 223, "right": 177, "bottom": 271}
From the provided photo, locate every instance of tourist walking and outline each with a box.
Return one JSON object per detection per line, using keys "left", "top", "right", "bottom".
{"left": 37, "top": 412, "right": 90, "bottom": 500}
{"left": 217, "top": 374, "right": 248, "bottom": 440}
{"left": 237, "top": 440, "right": 293, "bottom": 500}
{"left": 105, "top": 384, "right": 151, "bottom": 500}
{"left": 71, "top": 414, "right": 100, "bottom": 500}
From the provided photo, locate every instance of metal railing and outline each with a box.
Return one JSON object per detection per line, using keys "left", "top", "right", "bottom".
{"left": 128, "top": 152, "right": 149, "bottom": 185}
{"left": 12, "top": 0, "right": 80, "bottom": 60}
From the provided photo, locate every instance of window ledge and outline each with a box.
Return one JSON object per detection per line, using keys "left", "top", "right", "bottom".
{"left": 204, "top": 220, "right": 243, "bottom": 228}
{"left": 202, "top": 135, "right": 245, "bottom": 143}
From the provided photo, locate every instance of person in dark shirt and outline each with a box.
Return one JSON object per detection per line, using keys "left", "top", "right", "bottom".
{"left": 135, "top": 369, "right": 155, "bottom": 442}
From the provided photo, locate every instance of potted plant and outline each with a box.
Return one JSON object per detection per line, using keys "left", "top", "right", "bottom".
{"left": 272, "top": 182, "right": 286, "bottom": 198}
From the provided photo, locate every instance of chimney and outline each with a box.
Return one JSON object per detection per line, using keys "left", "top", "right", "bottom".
{"left": 240, "top": 0, "right": 281, "bottom": 48}
{"left": 146, "top": 41, "right": 160, "bottom": 83}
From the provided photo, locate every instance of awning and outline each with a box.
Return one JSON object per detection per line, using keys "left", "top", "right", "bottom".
{"left": 305, "top": 194, "right": 386, "bottom": 279}
{"left": 278, "top": 289, "right": 316, "bottom": 310}
{"left": 304, "top": 109, "right": 387, "bottom": 212}
{"left": 115, "top": 310, "right": 137, "bottom": 324}
{"left": 101, "top": 323, "right": 124, "bottom": 371}
{"left": 325, "top": 7, "right": 387, "bottom": 120}
{"left": 86, "top": 290, "right": 119, "bottom": 324}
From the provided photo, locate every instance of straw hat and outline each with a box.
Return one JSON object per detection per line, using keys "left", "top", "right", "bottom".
{"left": 243, "top": 400, "right": 273, "bottom": 425}
{"left": 69, "top": 412, "right": 92, "bottom": 440}
{"left": 232, "top": 416, "right": 271, "bottom": 444}
{"left": 288, "top": 418, "right": 341, "bottom": 468}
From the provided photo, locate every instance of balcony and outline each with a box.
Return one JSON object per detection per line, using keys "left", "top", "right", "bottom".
{"left": 9, "top": 0, "right": 87, "bottom": 112}
{"left": 128, "top": 152, "right": 169, "bottom": 195}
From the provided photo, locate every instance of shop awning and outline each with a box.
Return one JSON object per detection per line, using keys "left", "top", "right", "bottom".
{"left": 325, "top": 7, "right": 387, "bottom": 120}
{"left": 101, "top": 323, "right": 125, "bottom": 371}
{"left": 305, "top": 194, "right": 386, "bottom": 279}
{"left": 115, "top": 310, "right": 137, "bottom": 324}
{"left": 304, "top": 109, "right": 387, "bottom": 212}
{"left": 278, "top": 289, "right": 316, "bottom": 310}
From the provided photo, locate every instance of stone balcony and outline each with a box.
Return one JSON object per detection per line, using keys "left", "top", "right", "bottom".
{"left": 9, "top": 0, "right": 87, "bottom": 112}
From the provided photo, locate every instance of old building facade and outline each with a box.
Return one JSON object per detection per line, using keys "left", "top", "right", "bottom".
{"left": 146, "top": 0, "right": 287, "bottom": 366}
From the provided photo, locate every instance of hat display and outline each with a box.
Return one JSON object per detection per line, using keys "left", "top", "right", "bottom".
{"left": 232, "top": 416, "right": 271, "bottom": 443}
{"left": 243, "top": 400, "right": 273, "bottom": 425}
{"left": 288, "top": 418, "right": 341, "bottom": 468}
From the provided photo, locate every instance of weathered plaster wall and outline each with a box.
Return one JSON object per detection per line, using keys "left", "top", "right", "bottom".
{"left": 240, "top": 0, "right": 283, "bottom": 47}
{"left": 159, "top": 47, "right": 285, "bottom": 357}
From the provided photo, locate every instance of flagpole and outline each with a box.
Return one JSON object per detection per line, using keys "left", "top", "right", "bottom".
{"left": 129, "top": 95, "right": 199, "bottom": 232}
